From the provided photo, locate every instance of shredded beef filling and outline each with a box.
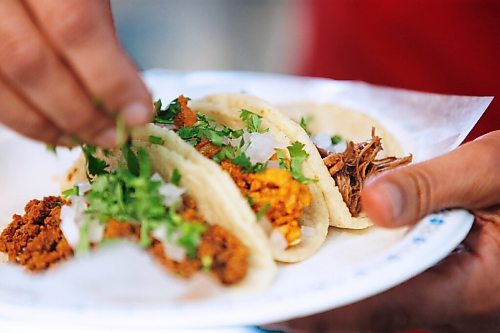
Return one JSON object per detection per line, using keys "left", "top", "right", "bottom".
{"left": 0, "top": 196, "right": 73, "bottom": 272}
{"left": 321, "top": 128, "right": 412, "bottom": 216}
{"left": 0, "top": 195, "right": 249, "bottom": 285}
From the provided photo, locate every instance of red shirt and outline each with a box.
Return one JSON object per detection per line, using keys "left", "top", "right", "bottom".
{"left": 303, "top": 0, "right": 499, "bottom": 140}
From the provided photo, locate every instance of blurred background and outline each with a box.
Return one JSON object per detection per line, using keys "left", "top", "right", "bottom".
{"left": 110, "top": 0, "right": 498, "bottom": 139}
{"left": 111, "top": 0, "right": 311, "bottom": 73}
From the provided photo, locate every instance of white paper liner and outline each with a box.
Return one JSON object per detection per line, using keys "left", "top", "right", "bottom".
{"left": 0, "top": 70, "right": 492, "bottom": 307}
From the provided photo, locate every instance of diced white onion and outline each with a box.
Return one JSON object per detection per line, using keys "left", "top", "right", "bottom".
{"left": 158, "top": 183, "right": 186, "bottom": 206}
{"left": 312, "top": 132, "right": 332, "bottom": 150}
{"left": 157, "top": 124, "right": 177, "bottom": 130}
{"left": 301, "top": 225, "right": 316, "bottom": 238}
{"left": 75, "top": 182, "right": 92, "bottom": 195}
{"left": 60, "top": 196, "right": 87, "bottom": 248}
{"left": 258, "top": 217, "right": 273, "bottom": 235}
{"left": 245, "top": 132, "right": 281, "bottom": 164}
{"left": 87, "top": 220, "right": 104, "bottom": 243}
{"left": 270, "top": 228, "right": 288, "bottom": 252}
{"left": 163, "top": 241, "right": 187, "bottom": 262}
{"left": 152, "top": 225, "right": 166, "bottom": 242}
{"left": 150, "top": 173, "right": 163, "bottom": 181}
{"left": 333, "top": 141, "right": 347, "bottom": 153}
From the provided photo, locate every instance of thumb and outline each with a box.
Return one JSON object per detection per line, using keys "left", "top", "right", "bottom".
{"left": 362, "top": 130, "right": 500, "bottom": 227}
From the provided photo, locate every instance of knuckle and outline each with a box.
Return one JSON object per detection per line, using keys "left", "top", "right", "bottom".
{"left": 49, "top": 1, "right": 98, "bottom": 46}
{"left": 400, "top": 166, "right": 434, "bottom": 218}
{"left": 1, "top": 37, "right": 48, "bottom": 84}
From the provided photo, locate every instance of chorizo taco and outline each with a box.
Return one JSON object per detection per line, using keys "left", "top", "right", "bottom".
{"left": 133, "top": 94, "right": 330, "bottom": 263}
{"left": 0, "top": 141, "right": 276, "bottom": 293}
{"left": 278, "top": 102, "right": 413, "bottom": 229}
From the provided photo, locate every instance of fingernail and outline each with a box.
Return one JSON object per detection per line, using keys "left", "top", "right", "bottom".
{"left": 95, "top": 128, "right": 117, "bottom": 148}
{"left": 121, "top": 102, "right": 152, "bottom": 126}
{"left": 377, "top": 182, "right": 404, "bottom": 222}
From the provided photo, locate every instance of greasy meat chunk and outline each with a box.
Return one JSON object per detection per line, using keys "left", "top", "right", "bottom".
{"left": 0, "top": 196, "right": 73, "bottom": 272}
{"left": 104, "top": 196, "right": 249, "bottom": 285}
{"left": 195, "top": 138, "right": 222, "bottom": 159}
{"left": 198, "top": 225, "right": 249, "bottom": 285}
{"left": 322, "top": 128, "right": 412, "bottom": 216}
{"left": 221, "top": 160, "right": 312, "bottom": 246}
{"left": 174, "top": 95, "right": 198, "bottom": 128}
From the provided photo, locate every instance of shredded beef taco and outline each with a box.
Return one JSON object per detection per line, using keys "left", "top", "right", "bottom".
{"left": 0, "top": 141, "right": 276, "bottom": 293}
{"left": 133, "top": 94, "right": 330, "bottom": 263}
{"left": 278, "top": 102, "right": 413, "bottom": 229}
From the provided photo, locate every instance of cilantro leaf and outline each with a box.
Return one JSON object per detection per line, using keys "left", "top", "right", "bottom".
{"left": 299, "top": 116, "right": 312, "bottom": 136}
{"left": 46, "top": 144, "right": 57, "bottom": 154}
{"left": 148, "top": 135, "right": 165, "bottom": 145}
{"left": 331, "top": 134, "right": 342, "bottom": 145}
{"left": 62, "top": 185, "right": 79, "bottom": 199}
{"left": 282, "top": 142, "right": 318, "bottom": 184}
{"left": 170, "top": 169, "right": 181, "bottom": 186}
{"left": 240, "top": 109, "right": 265, "bottom": 133}
{"left": 256, "top": 203, "right": 271, "bottom": 220}
{"left": 154, "top": 98, "right": 181, "bottom": 124}
{"left": 121, "top": 144, "right": 140, "bottom": 177}
{"left": 82, "top": 145, "right": 109, "bottom": 177}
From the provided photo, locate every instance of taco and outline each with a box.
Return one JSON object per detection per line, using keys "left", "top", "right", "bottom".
{"left": 0, "top": 141, "right": 276, "bottom": 293}
{"left": 132, "top": 94, "right": 330, "bottom": 263}
{"left": 278, "top": 102, "right": 413, "bottom": 229}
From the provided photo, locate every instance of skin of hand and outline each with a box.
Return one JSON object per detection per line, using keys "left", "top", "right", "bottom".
{"left": 268, "top": 130, "right": 500, "bottom": 333}
{"left": 0, "top": 0, "right": 153, "bottom": 148}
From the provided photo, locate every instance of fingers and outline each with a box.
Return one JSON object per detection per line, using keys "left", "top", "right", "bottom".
{"left": 274, "top": 250, "right": 477, "bottom": 332}
{"left": 0, "top": 78, "right": 61, "bottom": 144}
{"left": 24, "top": 0, "right": 153, "bottom": 126}
{"left": 0, "top": 0, "right": 116, "bottom": 147}
{"left": 362, "top": 130, "right": 500, "bottom": 227}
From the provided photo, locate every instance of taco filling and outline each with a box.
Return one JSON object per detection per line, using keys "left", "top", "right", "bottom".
{"left": 154, "top": 96, "right": 315, "bottom": 249}
{"left": 312, "top": 126, "right": 413, "bottom": 216}
{"left": 0, "top": 149, "right": 249, "bottom": 285}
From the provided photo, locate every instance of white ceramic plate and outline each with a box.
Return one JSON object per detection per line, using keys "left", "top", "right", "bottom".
{"left": 0, "top": 71, "right": 473, "bottom": 330}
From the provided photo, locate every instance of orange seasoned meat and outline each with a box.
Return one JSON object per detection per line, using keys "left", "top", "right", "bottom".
{"left": 174, "top": 95, "right": 198, "bottom": 128}
{"left": 221, "top": 160, "right": 311, "bottom": 246}
{"left": 0, "top": 196, "right": 73, "bottom": 272}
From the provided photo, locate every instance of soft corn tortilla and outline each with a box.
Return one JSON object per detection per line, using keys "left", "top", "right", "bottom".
{"left": 133, "top": 93, "right": 330, "bottom": 263}
{"left": 279, "top": 102, "right": 406, "bottom": 229}
{"left": 64, "top": 141, "right": 276, "bottom": 294}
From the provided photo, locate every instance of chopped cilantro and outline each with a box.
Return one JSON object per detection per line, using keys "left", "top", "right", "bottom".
{"left": 81, "top": 148, "right": 204, "bottom": 256}
{"left": 82, "top": 145, "right": 109, "bottom": 177}
{"left": 256, "top": 203, "right": 271, "bottom": 220}
{"left": 170, "top": 169, "right": 181, "bottom": 186}
{"left": 154, "top": 98, "right": 181, "bottom": 124}
{"left": 201, "top": 256, "right": 213, "bottom": 272}
{"left": 121, "top": 144, "right": 140, "bottom": 177}
{"left": 278, "top": 142, "right": 317, "bottom": 184}
{"left": 46, "top": 144, "right": 57, "bottom": 154}
{"left": 246, "top": 195, "right": 254, "bottom": 206}
{"left": 148, "top": 135, "right": 165, "bottom": 145}
{"left": 62, "top": 185, "right": 79, "bottom": 199}
{"left": 331, "top": 134, "right": 342, "bottom": 145}
{"left": 115, "top": 113, "right": 127, "bottom": 147}
{"left": 240, "top": 109, "right": 266, "bottom": 133}
{"left": 299, "top": 116, "right": 312, "bottom": 136}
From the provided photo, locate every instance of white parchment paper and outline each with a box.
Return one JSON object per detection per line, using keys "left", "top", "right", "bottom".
{"left": 0, "top": 70, "right": 492, "bottom": 314}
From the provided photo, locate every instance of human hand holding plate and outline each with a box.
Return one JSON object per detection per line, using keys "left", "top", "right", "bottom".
{"left": 272, "top": 130, "right": 500, "bottom": 332}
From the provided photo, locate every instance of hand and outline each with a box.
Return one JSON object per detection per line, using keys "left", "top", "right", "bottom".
{"left": 0, "top": 0, "right": 152, "bottom": 148}
{"left": 270, "top": 130, "right": 500, "bottom": 332}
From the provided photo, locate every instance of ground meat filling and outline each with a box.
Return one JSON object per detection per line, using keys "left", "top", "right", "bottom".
{"left": 0, "top": 195, "right": 249, "bottom": 285}
{"left": 221, "top": 160, "right": 312, "bottom": 246}
{"left": 321, "top": 128, "right": 412, "bottom": 216}
{"left": 104, "top": 196, "right": 249, "bottom": 285}
{"left": 0, "top": 196, "right": 73, "bottom": 272}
